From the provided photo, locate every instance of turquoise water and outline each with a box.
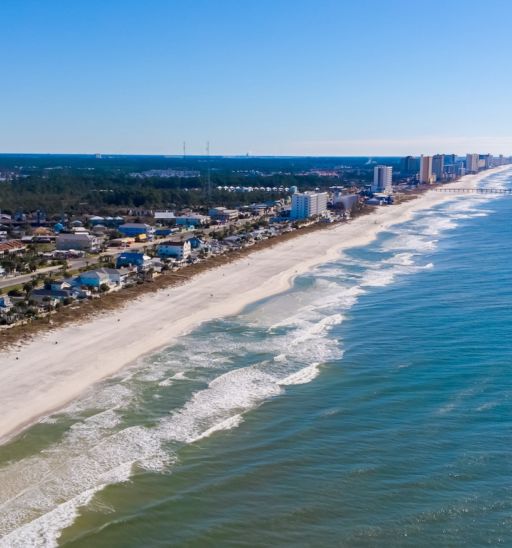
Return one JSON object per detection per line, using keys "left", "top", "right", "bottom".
{"left": 1, "top": 170, "right": 512, "bottom": 547}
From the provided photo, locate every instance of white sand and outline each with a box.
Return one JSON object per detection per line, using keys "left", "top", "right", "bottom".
{"left": 0, "top": 165, "right": 510, "bottom": 444}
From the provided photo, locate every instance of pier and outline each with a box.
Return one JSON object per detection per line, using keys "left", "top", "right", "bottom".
{"left": 432, "top": 188, "right": 512, "bottom": 194}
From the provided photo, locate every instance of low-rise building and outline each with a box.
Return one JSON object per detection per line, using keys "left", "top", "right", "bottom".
{"left": 175, "top": 214, "right": 210, "bottom": 227}
{"left": 0, "top": 240, "right": 27, "bottom": 255}
{"left": 332, "top": 193, "right": 359, "bottom": 212}
{"left": 154, "top": 228, "right": 175, "bottom": 237}
{"left": 118, "top": 223, "right": 153, "bottom": 238}
{"left": 77, "top": 268, "right": 124, "bottom": 288}
{"left": 56, "top": 233, "right": 98, "bottom": 251}
{"left": 157, "top": 240, "right": 192, "bottom": 260}
{"left": 29, "top": 288, "right": 74, "bottom": 305}
{"left": 251, "top": 203, "right": 274, "bottom": 216}
{"left": 116, "top": 251, "right": 151, "bottom": 269}
{"left": 0, "top": 295, "right": 13, "bottom": 312}
{"left": 154, "top": 211, "right": 176, "bottom": 224}
{"left": 208, "top": 207, "right": 239, "bottom": 222}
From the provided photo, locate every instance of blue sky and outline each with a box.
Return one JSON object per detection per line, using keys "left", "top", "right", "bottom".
{"left": 1, "top": 0, "right": 511, "bottom": 156}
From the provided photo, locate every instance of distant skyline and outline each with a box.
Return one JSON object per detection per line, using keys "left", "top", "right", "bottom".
{"left": 1, "top": 0, "right": 512, "bottom": 156}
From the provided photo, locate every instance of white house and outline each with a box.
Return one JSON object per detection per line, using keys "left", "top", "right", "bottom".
{"left": 157, "top": 240, "right": 192, "bottom": 260}
{"left": 154, "top": 210, "right": 176, "bottom": 223}
{"left": 56, "top": 233, "right": 98, "bottom": 251}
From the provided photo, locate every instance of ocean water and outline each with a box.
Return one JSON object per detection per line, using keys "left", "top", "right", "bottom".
{"left": 1, "top": 170, "right": 512, "bottom": 547}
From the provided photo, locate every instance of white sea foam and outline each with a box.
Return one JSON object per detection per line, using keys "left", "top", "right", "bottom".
{"left": 158, "top": 378, "right": 174, "bottom": 387}
{"left": 418, "top": 217, "right": 458, "bottom": 236}
{"left": 0, "top": 487, "right": 99, "bottom": 548}
{"left": 0, "top": 421, "right": 170, "bottom": 541}
{"left": 1, "top": 284, "right": 348, "bottom": 542}
{"left": 63, "top": 384, "right": 134, "bottom": 415}
{"left": 384, "top": 252, "right": 415, "bottom": 266}
{"left": 476, "top": 401, "right": 499, "bottom": 412}
{"left": 189, "top": 414, "right": 244, "bottom": 442}
{"left": 288, "top": 314, "right": 343, "bottom": 344}
{"left": 0, "top": 463, "right": 132, "bottom": 548}
{"left": 361, "top": 268, "right": 397, "bottom": 288}
{"left": 382, "top": 234, "right": 437, "bottom": 253}
{"left": 280, "top": 363, "right": 321, "bottom": 385}
{"left": 157, "top": 368, "right": 283, "bottom": 443}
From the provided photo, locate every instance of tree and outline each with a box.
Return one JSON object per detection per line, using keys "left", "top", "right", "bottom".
{"left": 23, "top": 282, "right": 34, "bottom": 294}
{"left": 8, "top": 289, "right": 23, "bottom": 297}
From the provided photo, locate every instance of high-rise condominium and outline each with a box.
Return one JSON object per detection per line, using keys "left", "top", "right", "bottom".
{"left": 419, "top": 155, "right": 434, "bottom": 184}
{"left": 466, "top": 153, "right": 480, "bottom": 173}
{"left": 291, "top": 191, "right": 328, "bottom": 220}
{"left": 372, "top": 165, "right": 393, "bottom": 193}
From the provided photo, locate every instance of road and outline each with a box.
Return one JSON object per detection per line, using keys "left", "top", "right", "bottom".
{"left": 0, "top": 222, "right": 250, "bottom": 291}
{"left": 0, "top": 266, "right": 62, "bottom": 290}
{"left": 0, "top": 235, "right": 182, "bottom": 291}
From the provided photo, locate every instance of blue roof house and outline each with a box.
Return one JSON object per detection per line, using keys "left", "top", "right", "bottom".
{"left": 187, "top": 236, "right": 205, "bottom": 249}
{"left": 0, "top": 295, "right": 12, "bottom": 310}
{"left": 118, "top": 223, "right": 152, "bottom": 237}
{"left": 116, "top": 252, "right": 150, "bottom": 269}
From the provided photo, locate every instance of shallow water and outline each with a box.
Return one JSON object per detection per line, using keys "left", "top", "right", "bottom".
{"left": 1, "top": 170, "right": 512, "bottom": 547}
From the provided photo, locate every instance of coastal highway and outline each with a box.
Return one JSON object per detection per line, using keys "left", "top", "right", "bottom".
{"left": 0, "top": 266, "right": 62, "bottom": 290}
{"left": 0, "top": 223, "right": 246, "bottom": 291}
{"left": 0, "top": 235, "right": 177, "bottom": 291}
{"left": 0, "top": 257, "right": 91, "bottom": 290}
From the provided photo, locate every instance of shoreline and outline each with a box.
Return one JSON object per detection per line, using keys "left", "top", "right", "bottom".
{"left": 0, "top": 165, "right": 510, "bottom": 445}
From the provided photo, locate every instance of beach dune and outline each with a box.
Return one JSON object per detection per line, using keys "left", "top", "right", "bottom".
{"left": 0, "top": 166, "right": 509, "bottom": 445}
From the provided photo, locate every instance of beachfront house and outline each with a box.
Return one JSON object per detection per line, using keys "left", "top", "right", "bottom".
{"left": 77, "top": 268, "right": 124, "bottom": 289}
{"left": 29, "top": 288, "right": 74, "bottom": 305}
{"left": 157, "top": 240, "right": 192, "bottom": 260}
{"left": 50, "top": 280, "right": 72, "bottom": 292}
{"left": 0, "top": 295, "right": 13, "bottom": 313}
{"left": 187, "top": 236, "right": 206, "bottom": 250}
{"left": 116, "top": 251, "right": 151, "bottom": 270}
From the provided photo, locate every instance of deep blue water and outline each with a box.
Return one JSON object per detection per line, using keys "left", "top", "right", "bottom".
{"left": 1, "top": 170, "right": 512, "bottom": 547}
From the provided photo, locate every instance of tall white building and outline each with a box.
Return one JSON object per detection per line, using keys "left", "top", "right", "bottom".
{"left": 466, "top": 153, "right": 480, "bottom": 173}
{"left": 419, "top": 155, "right": 434, "bottom": 184}
{"left": 291, "top": 191, "right": 328, "bottom": 220}
{"left": 372, "top": 165, "right": 393, "bottom": 193}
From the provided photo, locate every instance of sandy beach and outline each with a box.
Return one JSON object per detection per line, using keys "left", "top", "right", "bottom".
{"left": 0, "top": 165, "right": 510, "bottom": 445}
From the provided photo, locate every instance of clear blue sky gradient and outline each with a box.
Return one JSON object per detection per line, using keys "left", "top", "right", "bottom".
{"left": 1, "top": 0, "right": 511, "bottom": 156}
